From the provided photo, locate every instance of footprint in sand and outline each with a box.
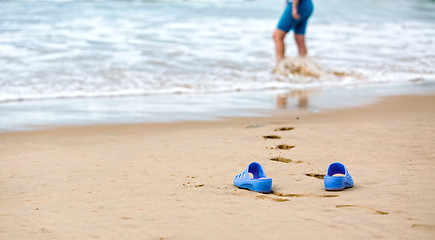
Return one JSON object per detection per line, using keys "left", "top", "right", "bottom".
{"left": 263, "top": 135, "right": 281, "bottom": 140}
{"left": 256, "top": 195, "right": 289, "bottom": 202}
{"left": 411, "top": 224, "right": 435, "bottom": 230}
{"left": 269, "top": 156, "right": 302, "bottom": 164}
{"left": 305, "top": 173, "right": 325, "bottom": 180}
{"left": 270, "top": 157, "right": 293, "bottom": 163}
{"left": 273, "top": 192, "right": 338, "bottom": 198}
{"left": 275, "top": 144, "right": 295, "bottom": 150}
{"left": 246, "top": 124, "right": 265, "bottom": 129}
{"left": 255, "top": 192, "right": 338, "bottom": 202}
{"left": 336, "top": 205, "right": 389, "bottom": 215}
{"left": 274, "top": 127, "right": 295, "bottom": 131}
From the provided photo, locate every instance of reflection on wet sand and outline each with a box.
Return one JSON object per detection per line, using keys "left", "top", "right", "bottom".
{"left": 276, "top": 90, "right": 318, "bottom": 110}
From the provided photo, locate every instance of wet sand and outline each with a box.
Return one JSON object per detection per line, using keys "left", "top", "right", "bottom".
{"left": 1, "top": 94, "right": 434, "bottom": 239}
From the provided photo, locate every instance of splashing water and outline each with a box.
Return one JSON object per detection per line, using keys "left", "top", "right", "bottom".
{"left": 275, "top": 57, "right": 329, "bottom": 78}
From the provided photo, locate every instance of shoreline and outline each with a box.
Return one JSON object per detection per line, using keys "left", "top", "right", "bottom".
{"left": 1, "top": 93, "right": 434, "bottom": 239}
{"left": 1, "top": 81, "right": 434, "bottom": 133}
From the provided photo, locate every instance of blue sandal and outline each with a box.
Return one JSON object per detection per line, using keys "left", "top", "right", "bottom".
{"left": 234, "top": 162, "right": 272, "bottom": 193}
{"left": 324, "top": 162, "right": 354, "bottom": 191}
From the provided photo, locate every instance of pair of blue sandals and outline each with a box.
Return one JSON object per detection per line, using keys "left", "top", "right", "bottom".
{"left": 233, "top": 162, "right": 354, "bottom": 193}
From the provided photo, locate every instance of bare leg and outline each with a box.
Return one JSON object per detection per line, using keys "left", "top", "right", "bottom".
{"left": 294, "top": 33, "right": 307, "bottom": 56}
{"left": 273, "top": 29, "right": 287, "bottom": 63}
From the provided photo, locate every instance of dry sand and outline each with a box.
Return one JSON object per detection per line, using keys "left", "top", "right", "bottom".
{"left": 1, "top": 94, "right": 434, "bottom": 239}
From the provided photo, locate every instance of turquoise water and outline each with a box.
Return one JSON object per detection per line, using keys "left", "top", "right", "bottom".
{"left": 0, "top": 0, "right": 434, "bottom": 130}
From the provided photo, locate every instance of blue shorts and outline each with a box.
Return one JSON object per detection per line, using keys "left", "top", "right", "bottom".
{"left": 277, "top": 1, "right": 314, "bottom": 34}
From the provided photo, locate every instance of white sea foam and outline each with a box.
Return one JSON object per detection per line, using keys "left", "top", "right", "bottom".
{"left": 0, "top": 0, "right": 434, "bottom": 103}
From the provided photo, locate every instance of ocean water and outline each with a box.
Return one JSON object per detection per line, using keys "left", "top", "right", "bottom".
{"left": 1, "top": 0, "right": 434, "bottom": 102}
{"left": 0, "top": 0, "right": 434, "bottom": 131}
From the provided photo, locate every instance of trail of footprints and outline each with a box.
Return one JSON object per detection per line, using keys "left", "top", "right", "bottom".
{"left": 263, "top": 126, "right": 327, "bottom": 184}
{"left": 261, "top": 126, "right": 390, "bottom": 215}
{"left": 261, "top": 126, "right": 332, "bottom": 200}
{"left": 263, "top": 126, "right": 301, "bottom": 164}
{"left": 263, "top": 127, "right": 325, "bottom": 180}
{"left": 264, "top": 126, "right": 326, "bottom": 180}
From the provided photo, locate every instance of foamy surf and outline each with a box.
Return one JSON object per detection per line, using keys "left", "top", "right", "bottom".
{"left": 271, "top": 56, "right": 367, "bottom": 90}
{"left": 0, "top": 0, "right": 434, "bottom": 103}
{"left": 274, "top": 57, "right": 348, "bottom": 78}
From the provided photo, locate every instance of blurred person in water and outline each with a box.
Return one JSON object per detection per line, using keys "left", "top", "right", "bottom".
{"left": 273, "top": 0, "right": 314, "bottom": 63}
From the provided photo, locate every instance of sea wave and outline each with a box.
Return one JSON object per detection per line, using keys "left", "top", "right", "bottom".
{"left": 1, "top": 0, "right": 434, "bottom": 103}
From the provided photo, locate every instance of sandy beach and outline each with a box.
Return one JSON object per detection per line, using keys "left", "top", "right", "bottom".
{"left": 1, "top": 93, "right": 434, "bottom": 239}
{"left": 2, "top": 0, "right": 435, "bottom": 239}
